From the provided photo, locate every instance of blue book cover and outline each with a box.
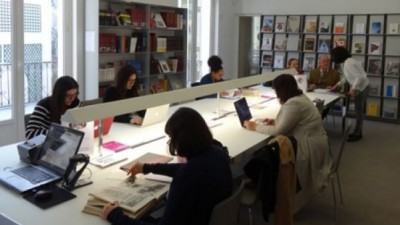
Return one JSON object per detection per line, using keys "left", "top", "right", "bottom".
{"left": 371, "top": 22, "right": 381, "bottom": 34}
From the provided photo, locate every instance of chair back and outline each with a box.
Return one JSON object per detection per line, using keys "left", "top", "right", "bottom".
{"left": 330, "top": 123, "right": 351, "bottom": 173}
{"left": 209, "top": 180, "right": 245, "bottom": 225}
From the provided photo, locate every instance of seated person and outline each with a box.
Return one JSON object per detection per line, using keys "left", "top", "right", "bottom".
{"left": 100, "top": 107, "right": 233, "bottom": 225}
{"left": 198, "top": 55, "right": 232, "bottom": 98}
{"left": 26, "top": 76, "right": 81, "bottom": 139}
{"left": 287, "top": 58, "right": 304, "bottom": 74}
{"left": 308, "top": 55, "right": 340, "bottom": 91}
{"left": 103, "top": 64, "right": 145, "bottom": 125}
{"left": 244, "top": 74, "right": 332, "bottom": 211}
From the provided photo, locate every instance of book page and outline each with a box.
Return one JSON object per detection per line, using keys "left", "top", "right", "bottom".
{"left": 89, "top": 178, "right": 170, "bottom": 214}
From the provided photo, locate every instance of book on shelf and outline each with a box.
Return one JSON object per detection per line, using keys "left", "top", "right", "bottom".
{"left": 388, "top": 23, "right": 399, "bottom": 34}
{"left": 152, "top": 13, "right": 167, "bottom": 28}
{"left": 386, "top": 61, "right": 400, "bottom": 76}
{"left": 287, "top": 16, "right": 300, "bottom": 32}
{"left": 127, "top": 7, "right": 147, "bottom": 28}
{"left": 129, "top": 37, "right": 138, "bottom": 53}
{"left": 371, "top": 22, "right": 381, "bottom": 34}
{"left": 318, "top": 38, "right": 331, "bottom": 53}
{"left": 158, "top": 60, "right": 171, "bottom": 73}
{"left": 275, "top": 22, "right": 286, "bottom": 32}
{"left": 260, "top": 35, "right": 272, "bottom": 50}
{"left": 355, "top": 23, "right": 365, "bottom": 34}
{"left": 261, "top": 17, "right": 274, "bottom": 32}
{"left": 82, "top": 178, "right": 170, "bottom": 219}
{"left": 369, "top": 83, "right": 380, "bottom": 96}
{"left": 117, "top": 12, "right": 132, "bottom": 26}
{"left": 274, "top": 38, "right": 287, "bottom": 51}
{"left": 352, "top": 42, "right": 364, "bottom": 54}
{"left": 167, "top": 58, "right": 178, "bottom": 72}
{"left": 319, "top": 21, "right": 330, "bottom": 33}
{"left": 274, "top": 55, "right": 285, "bottom": 69}
{"left": 367, "top": 58, "right": 382, "bottom": 75}
{"left": 168, "top": 75, "right": 184, "bottom": 90}
{"left": 369, "top": 42, "right": 381, "bottom": 55}
{"left": 334, "top": 37, "right": 346, "bottom": 48}
{"left": 366, "top": 102, "right": 379, "bottom": 116}
{"left": 151, "top": 82, "right": 167, "bottom": 93}
{"left": 304, "top": 19, "right": 317, "bottom": 33}
{"left": 304, "top": 38, "right": 315, "bottom": 52}
{"left": 382, "top": 107, "right": 397, "bottom": 118}
{"left": 286, "top": 35, "right": 299, "bottom": 51}
{"left": 156, "top": 37, "right": 167, "bottom": 52}
{"left": 261, "top": 53, "right": 273, "bottom": 68}
{"left": 120, "top": 152, "right": 173, "bottom": 172}
{"left": 334, "top": 22, "right": 345, "bottom": 33}
{"left": 386, "top": 85, "right": 397, "bottom": 97}
{"left": 303, "top": 56, "right": 315, "bottom": 71}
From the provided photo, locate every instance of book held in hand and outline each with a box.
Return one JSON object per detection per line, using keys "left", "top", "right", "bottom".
{"left": 83, "top": 178, "right": 170, "bottom": 219}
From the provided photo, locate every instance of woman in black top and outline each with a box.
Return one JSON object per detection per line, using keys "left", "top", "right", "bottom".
{"left": 26, "top": 76, "right": 80, "bottom": 139}
{"left": 103, "top": 64, "right": 145, "bottom": 124}
{"left": 100, "top": 107, "right": 233, "bottom": 225}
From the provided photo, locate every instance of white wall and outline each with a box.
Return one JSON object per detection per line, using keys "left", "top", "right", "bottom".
{"left": 218, "top": 0, "right": 400, "bottom": 78}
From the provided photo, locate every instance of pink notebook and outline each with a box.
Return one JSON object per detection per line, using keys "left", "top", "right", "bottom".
{"left": 102, "top": 141, "right": 130, "bottom": 152}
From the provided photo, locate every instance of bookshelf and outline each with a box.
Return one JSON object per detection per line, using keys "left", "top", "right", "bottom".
{"left": 257, "top": 14, "right": 400, "bottom": 123}
{"left": 90, "top": 0, "right": 187, "bottom": 97}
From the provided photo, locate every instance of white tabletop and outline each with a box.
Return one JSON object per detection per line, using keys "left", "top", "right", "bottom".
{"left": 0, "top": 89, "right": 340, "bottom": 225}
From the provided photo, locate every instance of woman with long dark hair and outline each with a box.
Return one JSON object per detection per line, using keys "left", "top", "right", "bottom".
{"left": 100, "top": 107, "right": 233, "bottom": 225}
{"left": 26, "top": 76, "right": 80, "bottom": 139}
{"left": 244, "top": 74, "right": 332, "bottom": 210}
{"left": 103, "top": 63, "right": 145, "bottom": 124}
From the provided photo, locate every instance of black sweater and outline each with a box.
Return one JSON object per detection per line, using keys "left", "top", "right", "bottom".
{"left": 106, "top": 145, "right": 233, "bottom": 225}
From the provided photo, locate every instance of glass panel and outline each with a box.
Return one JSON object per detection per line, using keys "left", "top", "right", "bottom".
{"left": 0, "top": 0, "right": 12, "bottom": 121}
{"left": 24, "top": 0, "right": 63, "bottom": 114}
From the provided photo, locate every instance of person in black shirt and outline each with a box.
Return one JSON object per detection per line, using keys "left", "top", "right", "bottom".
{"left": 103, "top": 64, "right": 145, "bottom": 124}
{"left": 100, "top": 107, "right": 233, "bottom": 225}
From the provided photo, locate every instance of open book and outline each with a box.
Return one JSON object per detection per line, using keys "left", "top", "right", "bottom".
{"left": 82, "top": 178, "right": 170, "bottom": 219}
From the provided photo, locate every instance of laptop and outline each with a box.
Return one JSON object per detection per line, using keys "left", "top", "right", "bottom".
{"left": 140, "top": 104, "right": 170, "bottom": 127}
{"left": 233, "top": 98, "right": 264, "bottom": 127}
{"left": 0, "top": 123, "right": 84, "bottom": 193}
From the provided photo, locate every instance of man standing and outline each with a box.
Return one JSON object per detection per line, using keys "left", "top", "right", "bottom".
{"left": 330, "top": 47, "right": 369, "bottom": 142}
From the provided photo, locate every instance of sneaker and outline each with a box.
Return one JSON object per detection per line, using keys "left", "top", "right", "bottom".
{"left": 347, "top": 134, "right": 362, "bottom": 142}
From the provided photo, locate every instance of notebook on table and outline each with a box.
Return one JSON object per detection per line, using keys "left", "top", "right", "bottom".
{"left": 0, "top": 123, "right": 84, "bottom": 193}
{"left": 140, "top": 104, "right": 170, "bottom": 127}
{"left": 233, "top": 97, "right": 264, "bottom": 127}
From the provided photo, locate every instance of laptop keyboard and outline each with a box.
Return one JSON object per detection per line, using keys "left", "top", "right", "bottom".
{"left": 11, "top": 166, "right": 56, "bottom": 184}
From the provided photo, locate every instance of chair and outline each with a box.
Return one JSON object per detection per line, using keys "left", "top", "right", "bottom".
{"left": 328, "top": 123, "right": 351, "bottom": 219}
{"left": 208, "top": 180, "right": 245, "bottom": 225}
{"left": 240, "top": 178, "right": 263, "bottom": 225}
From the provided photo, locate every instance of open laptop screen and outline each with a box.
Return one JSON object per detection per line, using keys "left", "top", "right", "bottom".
{"left": 38, "top": 124, "right": 84, "bottom": 175}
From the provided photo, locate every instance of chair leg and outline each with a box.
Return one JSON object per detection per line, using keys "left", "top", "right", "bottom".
{"left": 336, "top": 171, "right": 344, "bottom": 204}
{"left": 248, "top": 207, "right": 254, "bottom": 225}
{"left": 331, "top": 179, "right": 338, "bottom": 223}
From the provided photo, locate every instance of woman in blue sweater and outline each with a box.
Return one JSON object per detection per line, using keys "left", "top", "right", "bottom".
{"left": 100, "top": 107, "right": 233, "bottom": 225}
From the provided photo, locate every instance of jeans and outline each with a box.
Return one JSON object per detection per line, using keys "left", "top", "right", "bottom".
{"left": 353, "top": 85, "right": 369, "bottom": 136}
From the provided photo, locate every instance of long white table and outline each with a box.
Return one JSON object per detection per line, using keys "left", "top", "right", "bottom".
{"left": 0, "top": 90, "right": 341, "bottom": 225}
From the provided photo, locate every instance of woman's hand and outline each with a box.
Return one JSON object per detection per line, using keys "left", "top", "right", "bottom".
{"left": 127, "top": 162, "right": 144, "bottom": 177}
{"left": 100, "top": 201, "right": 119, "bottom": 220}
{"left": 263, "top": 118, "right": 275, "bottom": 125}
{"left": 347, "top": 89, "right": 356, "bottom": 97}
{"left": 130, "top": 116, "right": 143, "bottom": 125}
{"left": 244, "top": 120, "right": 257, "bottom": 131}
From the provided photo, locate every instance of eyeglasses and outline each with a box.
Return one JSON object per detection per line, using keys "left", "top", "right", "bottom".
{"left": 65, "top": 92, "right": 79, "bottom": 99}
